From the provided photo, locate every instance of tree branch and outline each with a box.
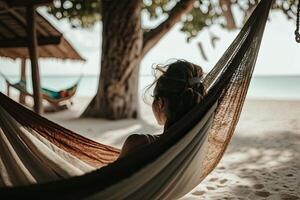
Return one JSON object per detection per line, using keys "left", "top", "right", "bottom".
{"left": 142, "top": 0, "right": 196, "bottom": 56}
{"left": 219, "top": 0, "right": 237, "bottom": 30}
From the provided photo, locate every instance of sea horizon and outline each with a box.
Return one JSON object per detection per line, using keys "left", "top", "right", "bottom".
{"left": 1, "top": 74, "right": 300, "bottom": 100}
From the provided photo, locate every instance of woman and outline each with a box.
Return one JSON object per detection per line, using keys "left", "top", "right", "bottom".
{"left": 118, "top": 60, "right": 206, "bottom": 158}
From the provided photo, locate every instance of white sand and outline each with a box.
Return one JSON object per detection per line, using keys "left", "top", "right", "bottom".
{"left": 45, "top": 97, "right": 300, "bottom": 200}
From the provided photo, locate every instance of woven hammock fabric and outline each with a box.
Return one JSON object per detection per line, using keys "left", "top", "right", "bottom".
{"left": 0, "top": 0, "right": 272, "bottom": 199}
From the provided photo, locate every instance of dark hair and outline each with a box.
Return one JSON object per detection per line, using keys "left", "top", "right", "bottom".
{"left": 146, "top": 60, "right": 206, "bottom": 130}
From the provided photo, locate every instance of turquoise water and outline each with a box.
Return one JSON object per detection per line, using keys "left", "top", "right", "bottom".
{"left": 1, "top": 75, "right": 300, "bottom": 100}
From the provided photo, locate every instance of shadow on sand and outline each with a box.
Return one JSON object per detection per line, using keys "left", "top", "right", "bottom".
{"left": 186, "top": 130, "right": 300, "bottom": 200}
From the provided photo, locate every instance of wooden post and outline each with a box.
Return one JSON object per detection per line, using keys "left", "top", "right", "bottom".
{"left": 26, "top": 5, "right": 42, "bottom": 114}
{"left": 19, "top": 58, "right": 27, "bottom": 104}
{"left": 6, "top": 81, "right": 10, "bottom": 97}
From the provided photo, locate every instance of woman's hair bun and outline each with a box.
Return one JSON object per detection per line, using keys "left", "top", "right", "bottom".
{"left": 181, "top": 87, "right": 204, "bottom": 109}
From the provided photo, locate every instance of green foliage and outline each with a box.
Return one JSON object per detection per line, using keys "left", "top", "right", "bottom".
{"left": 142, "top": 0, "right": 222, "bottom": 41}
{"left": 180, "top": 1, "right": 222, "bottom": 42}
{"left": 49, "top": 0, "right": 101, "bottom": 28}
{"left": 49, "top": 0, "right": 298, "bottom": 39}
{"left": 143, "top": 0, "right": 172, "bottom": 19}
{"left": 232, "top": 0, "right": 298, "bottom": 22}
{"left": 271, "top": 0, "right": 297, "bottom": 20}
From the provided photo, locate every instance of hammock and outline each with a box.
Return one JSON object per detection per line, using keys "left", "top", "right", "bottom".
{"left": 1, "top": 74, "right": 80, "bottom": 106}
{"left": 0, "top": 0, "right": 272, "bottom": 199}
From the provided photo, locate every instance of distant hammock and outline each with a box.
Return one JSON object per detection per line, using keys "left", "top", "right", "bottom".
{"left": 1, "top": 73, "right": 81, "bottom": 107}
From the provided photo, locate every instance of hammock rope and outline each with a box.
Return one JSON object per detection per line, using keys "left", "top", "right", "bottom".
{"left": 0, "top": 0, "right": 272, "bottom": 199}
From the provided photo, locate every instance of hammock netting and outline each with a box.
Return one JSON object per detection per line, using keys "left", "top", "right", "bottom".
{"left": 0, "top": 0, "right": 272, "bottom": 199}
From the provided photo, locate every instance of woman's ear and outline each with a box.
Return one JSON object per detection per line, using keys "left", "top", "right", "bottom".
{"left": 157, "top": 97, "right": 166, "bottom": 110}
{"left": 153, "top": 97, "right": 167, "bottom": 126}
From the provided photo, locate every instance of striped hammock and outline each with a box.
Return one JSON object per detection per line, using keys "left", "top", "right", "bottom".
{"left": 0, "top": 0, "right": 272, "bottom": 199}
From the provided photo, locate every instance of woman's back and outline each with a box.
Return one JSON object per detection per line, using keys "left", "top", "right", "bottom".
{"left": 118, "top": 134, "right": 160, "bottom": 158}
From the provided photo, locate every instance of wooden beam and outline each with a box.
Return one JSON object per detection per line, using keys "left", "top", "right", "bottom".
{"left": 0, "top": 28, "right": 7, "bottom": 38}
{"left": 0, "top": 20, "right": 20, "bottom": 37}
{"left": 2, "top": 0, "right": 53, "bottom": 7}
{"left": 0, "top": 36, "right": 61, "bottom": 47}
{"left": 0, "top": 1, "right": 9, "bottom": 11}
{"left": 8, "top": 8, "right": 50, "bottom": 36}
{"left": 19, "top": 58, "right": 26, "bottom": 104}
{"left": 26, "top": 5, "right": 42, "bottom": 114}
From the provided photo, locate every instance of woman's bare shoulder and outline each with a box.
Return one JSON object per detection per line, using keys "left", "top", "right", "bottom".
{"left": 124, "top": 134, "right": 150, "bottom": 146}
{"left": 118, "top": 134, "right": 158, "bottom": 159}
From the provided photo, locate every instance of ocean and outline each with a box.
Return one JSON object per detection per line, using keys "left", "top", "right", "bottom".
{"left": 1, "top": 75, "right": 300, "bottom": 100}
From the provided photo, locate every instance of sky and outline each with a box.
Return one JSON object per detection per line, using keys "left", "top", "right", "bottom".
{"left": 0, "top": 6, "right": 300, "bottom": 77}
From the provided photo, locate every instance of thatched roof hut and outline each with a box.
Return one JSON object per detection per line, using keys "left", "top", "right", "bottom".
{"left": 0, "top": 0, "right": 85, "bottom": 114}
{"left": 0, "top": 4, "right": 84, "bottom": 60}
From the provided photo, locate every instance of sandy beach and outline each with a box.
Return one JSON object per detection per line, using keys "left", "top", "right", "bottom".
{"left": 44, "top": 97, "right": 300, "bottom": 200}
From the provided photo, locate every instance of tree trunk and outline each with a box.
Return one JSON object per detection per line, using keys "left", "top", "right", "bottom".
{"left": 81, "top": 0, "right": 142, "bottom": 119}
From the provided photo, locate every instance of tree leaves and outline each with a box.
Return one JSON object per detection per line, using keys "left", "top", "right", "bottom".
{"left": 49, "top": 0, "right": 101, "bottom": 28}
{"left": 181, "top": 0, "right": 220, "bottom": 42}
{"left": 48, "top": 0, "right": 297, "bottom": 38}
